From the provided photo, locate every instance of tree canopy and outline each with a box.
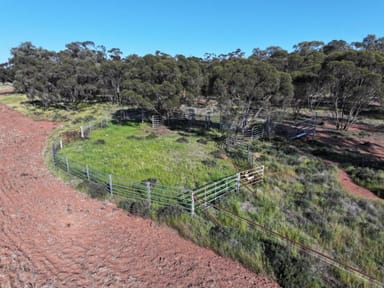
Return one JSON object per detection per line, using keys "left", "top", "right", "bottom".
{"left": 4, "top": 34, "right": 384, "bottom": 129}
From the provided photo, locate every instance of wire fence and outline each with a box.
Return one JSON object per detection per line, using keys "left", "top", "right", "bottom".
{"left": 52, "top": 118, "right": 265, "bottom": 216}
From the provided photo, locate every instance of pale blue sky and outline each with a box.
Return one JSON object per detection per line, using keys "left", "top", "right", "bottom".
{"left": 1, "top": 0, "right": 383, "bottom": 62}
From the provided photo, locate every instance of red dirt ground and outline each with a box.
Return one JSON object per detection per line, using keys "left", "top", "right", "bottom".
{"left": 315, "top": 121, "right": 384, "bottom": 202}
{"left": 338, "top": 169, "right": 382, "bottom": 201}
{"left": 0, "top": 103, "right": 279, "bottom": 287}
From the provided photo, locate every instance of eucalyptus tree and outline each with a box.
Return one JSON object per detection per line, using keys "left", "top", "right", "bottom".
{"left": 319, "top": 51, "right": 383, "bottom": 130}
{"left": 100, "top": 48, "right": 127, "bottom": 104}
{"left": 121, "top": 53, "right": 183, "bottom": 116}
{"left": 176, "top": 55, "right": 204, "bottom": 103}
{"left": 212, "top": 58, "right": 293, "bottom": 129}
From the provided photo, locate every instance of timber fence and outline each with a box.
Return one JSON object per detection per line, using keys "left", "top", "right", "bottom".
{"left": 52, "top": 119, "right": 264, "bottom": 216}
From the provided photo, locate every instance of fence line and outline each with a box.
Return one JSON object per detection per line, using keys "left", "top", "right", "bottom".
{"left": 52, "top": 119, "right": 265, "bottom": 216}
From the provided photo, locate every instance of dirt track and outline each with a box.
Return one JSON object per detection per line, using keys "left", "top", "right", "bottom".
{"left": 0, "top": 103, "right": 278, "bottom": 287}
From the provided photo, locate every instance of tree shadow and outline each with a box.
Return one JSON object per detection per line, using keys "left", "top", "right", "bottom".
{"left": 289, "top": 128, "right": 384, "bottom": 170}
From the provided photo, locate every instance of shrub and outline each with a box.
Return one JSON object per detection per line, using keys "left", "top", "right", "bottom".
{"left": 212, "top": 150, "right": 228, "bottom": 160}
{"left": 262, "top": 240, "right": 324, "bottom": 288}
{"left": 145, "top": 132, "right": 158, "bottom": 139}
{"left": 197, "top": 138, "right": 208, "bottom": 144}
{"left": 118, "top": 199, "right": 150, "bottom": 217}
{"left": 202, "top": 159, "right": 217, "bottom": 167}
{"left": 157, "top": 205, "right": 184, "bottom": 220}
{"left": 176, "top": 137, "right": 189, "bottom": 143}
{"left": 94, "top": 139, "right": 106, "bottom": 145}
{"left": 88, "top": 182, "right": 108, "bottom": 199}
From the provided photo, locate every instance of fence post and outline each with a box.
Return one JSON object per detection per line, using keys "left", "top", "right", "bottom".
{"left": 80, "top": 126, "right": 84, "bottom": 138}
{"left": 236, "top": 173, "right": 241, "bottom": 192}
{"left": 109, "top": 174, "right": 113, "bottom": 197}
{"left": 85, "top": 165, "right": 90, "bottom": 181}
{"left": 52, "top": 144, "right": 56, "bottom": 164}
{"left": 146, "top": 181, "right": 151, "bottom": 206}
{"left": 59, "top": 139, "right": 63, "bottom": 149}
{"left": 191, "top": 191, "right": 195, "bottom": 216}
{"left": 65, "top": 157, "right": 70, "bottom": 173}
{"left": 249, "top": 151, "right": 254, "bottom": 167}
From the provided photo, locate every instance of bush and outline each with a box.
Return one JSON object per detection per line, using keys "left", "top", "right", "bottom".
{"left": 88, "top": 182, "right": 108, "bottom": 199}
{"left": 146, "top": 132, "right": 158, "bottom": 139}
{"left": 262, "top": 240, "right": 324, "bottom": 288}
{"left": 94, "top": 139, "right": 106, "bottom": 145}
{"left": 176, "top": 137, "right": 189, "bottom": 143}
{"left": 202, "top": 159, "right": 217, "bottom": 167}
{"left": 197, "top": 138, "right": 208, "bottom": 144}
{"left": 157, "top": 205, "right": 184, "bottom": 220}
{"left": 118, "top": 199, "right": 150, "bottom": 217}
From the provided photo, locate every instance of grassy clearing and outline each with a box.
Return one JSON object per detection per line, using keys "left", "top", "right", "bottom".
{"left": 58, "top": 122, "right": 235, "bottom": 188}
{"left": 0, "top": 93, "right": 117, "bottom": 125}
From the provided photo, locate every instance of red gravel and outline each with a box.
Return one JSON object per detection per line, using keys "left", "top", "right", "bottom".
{"left": 0, "top": 104, "right": 279, "bottom": 287}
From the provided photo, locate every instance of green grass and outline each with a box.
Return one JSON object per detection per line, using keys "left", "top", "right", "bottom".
{"left": 58, "top": 122, "right": 235, "bottom": 188}
{"left": 0, "top": 93, "right": 117, "bottom": 124}
{"left": 159, "top": 139, "right": 384, "bottom": 287}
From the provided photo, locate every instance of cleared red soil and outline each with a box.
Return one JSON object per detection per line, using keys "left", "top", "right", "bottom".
{"left": 0, "top": 103, "right": 278, "bottom": 287}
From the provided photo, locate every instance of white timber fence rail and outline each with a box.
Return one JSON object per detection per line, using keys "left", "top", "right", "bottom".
{"left": 51, "top": 118, "right": 265, "bottom": 216}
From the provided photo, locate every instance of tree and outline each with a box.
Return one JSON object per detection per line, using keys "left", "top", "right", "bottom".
{"left": 121, "top": 53, "right": 183, "bottom": 116}
{"left": 323, "top": 40, "right": 351, "bottom": 54}
{"left": 0, "top": 62, "right": 14, "bottom": 83}
{"left": 100, "top": 48, "right": 126, "bottom": 104}
{"left": 319, "top": 57, "right": 383, "bottom": 130}
{"left": 293, "top": 41, "right": 324, "bottom": 55}
{"left": 212, "top": 58, "right": 293, "bottom": 129}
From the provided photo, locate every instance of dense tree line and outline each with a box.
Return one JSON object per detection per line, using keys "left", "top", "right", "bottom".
{"left": 3, "top": 34, "right": 384, "bottom": 130}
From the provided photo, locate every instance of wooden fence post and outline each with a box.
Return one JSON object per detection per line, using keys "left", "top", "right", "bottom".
{"left": 59, "top": 139, "right": 63, "bottom": 149}
{"left": 146, "top": 182, "right": 151, "bottom": 206}
{"left": 109, "top": 174, "right": 113, "bottom": 197}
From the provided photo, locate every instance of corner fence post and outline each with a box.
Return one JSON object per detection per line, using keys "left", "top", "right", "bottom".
{"left": 191, "top": 191, "right": 195, "bottom": 216}
{"left": 236, "top": 173, "right": 241, "bottom": 192}
{"left": 146, "top": 182, "right": 151, "bottom": 206}
{"left": 109, "top": 174, "right": 113, "bottom": 197}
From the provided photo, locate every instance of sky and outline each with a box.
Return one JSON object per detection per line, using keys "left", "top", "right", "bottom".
{"left": 1, "top": 0, "right": 383, "bottom": 62}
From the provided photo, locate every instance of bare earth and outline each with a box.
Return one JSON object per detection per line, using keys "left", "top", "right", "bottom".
{"left": 0, "top": 103, "right": 279, "bottom": 287}
{"left": 315, "top": 121, "right": 384, "bottom": 202}
{"left": 338, "top": 169, "right": 382, "bottom": 201}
